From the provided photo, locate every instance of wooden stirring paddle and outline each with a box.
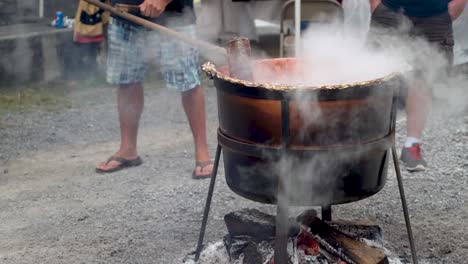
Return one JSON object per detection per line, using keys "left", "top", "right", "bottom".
{"left": 84, "top": 0, "right": 254, "bottom": 81}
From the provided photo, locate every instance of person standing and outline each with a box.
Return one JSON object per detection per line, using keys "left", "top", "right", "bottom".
{"left": 96, "top": 0, "right": 214, "bottom": 179}
{"left": 73, "top": 0, "right": 110, "bottom": 79}
{"left": 369, "top": 0, "right": 467, "bottom": 172}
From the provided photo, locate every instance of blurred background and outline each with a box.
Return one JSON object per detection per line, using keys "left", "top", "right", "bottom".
{"left": 0, "top": 0, "right": 466, "bottom": 88}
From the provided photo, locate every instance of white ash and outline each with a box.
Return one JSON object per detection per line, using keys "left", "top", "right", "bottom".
{"left": 183, "top": 242, "right": 230, "bottom": 264}
{"left": 185, "top": 239, "right": 407, "bottom": 264}
{"left": 361, "top": 238, "right": 403, "bottom": 264}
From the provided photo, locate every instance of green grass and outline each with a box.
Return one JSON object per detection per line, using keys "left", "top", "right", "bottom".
{"left": 0, "top": 74, "right": 111, "bottom": 118}
{"left": 0, "top": 68, "right": 213, "bottom": 128}
{"left": 0, "top": 87, "right": 70, "bottom": 114}
{"left": 0, "top": 91, "right": 67, "bottom": 129}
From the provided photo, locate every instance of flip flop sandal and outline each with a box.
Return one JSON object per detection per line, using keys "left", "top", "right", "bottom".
{"left": 192, "top": 160, "right": 214, "bottom": 180}
{"left": 95, "top": 156, "right": 143, "bottom": 174}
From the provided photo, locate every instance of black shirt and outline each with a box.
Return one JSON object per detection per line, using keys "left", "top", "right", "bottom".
{"left": 382, "top": 0, "right": 450, "bottom": 17}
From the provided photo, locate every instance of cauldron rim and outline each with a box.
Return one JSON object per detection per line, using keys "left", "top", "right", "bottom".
{"left": 202, "top": 58, "right": 400, "bottom": 91}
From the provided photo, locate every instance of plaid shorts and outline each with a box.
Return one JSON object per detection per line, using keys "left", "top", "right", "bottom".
{"left": 107, "top": 18, "right": 201, "bottom": 92}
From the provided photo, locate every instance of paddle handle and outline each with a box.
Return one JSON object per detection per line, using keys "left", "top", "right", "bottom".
{"left": 114, "top": 4, "right": 141, "bottom": 13}
{"left": 82, "top": 0, "right": 228, "bottom": 57}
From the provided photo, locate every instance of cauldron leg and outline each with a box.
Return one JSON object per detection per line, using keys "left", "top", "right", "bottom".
{"left": 275, "top": 173, "right": 290, "bottom": 264}
{"left": 275, "top": 98, "right": 291, "bottom": 263}
{"left": 321, "top": 205, "right": 332, "bottom": 221}
{"left": 392, "top": 146, "right": 418, "bottom": 264}
{"left": 194, "top": 145, "right": 222, "bottom": 261}
{"left": 274, "top": 203, "right": 289, "bottom": 264}
{"left": 274, "top": 200, "right": 289, "bottom": 264}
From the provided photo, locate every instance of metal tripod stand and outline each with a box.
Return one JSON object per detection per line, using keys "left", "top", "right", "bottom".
{"left": 193, "top": 142, "right": 418, "bottom": 264}
{"left": 194, "top": 91, "right": 418, "bottom": 264}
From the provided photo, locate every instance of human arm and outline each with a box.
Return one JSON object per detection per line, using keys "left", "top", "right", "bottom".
{"left": 139, "top": 0, "right": 172, "bottom": 18}
{"left": 449, "top": 0, "right": 467, "bottom": 20}
{"left": 369, "top": 0, "right": 382, "bottom": 13}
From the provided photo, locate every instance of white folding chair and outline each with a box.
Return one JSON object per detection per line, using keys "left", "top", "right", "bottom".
{"left": 279, "top": 0, "right": 344, "bottom": 57}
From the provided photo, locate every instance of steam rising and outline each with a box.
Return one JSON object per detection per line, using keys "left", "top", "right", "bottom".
{"left": 252, "top": 1, "right": 468, "bottom": 90}
{"left": 298, "top": 26, "right": 404, "bottom": 86}
{"left": 238, "top": 4, "right": 468, "bottom": 237}
{"left": 254, "top": 20, "right": 455, "bottom": 87}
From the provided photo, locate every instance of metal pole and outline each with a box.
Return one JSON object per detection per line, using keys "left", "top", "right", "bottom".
{"left": 294, "top": 0, "right": 301, "bottom": 57}
{"left": 321, "top": 205, "right": 332, "bottom": 221}
{"left": 39, "top": 0, "right": 44, "bottom": 18}
{"left": 195, "top": 145, "right": 222, "bottom": 261}
{"left": 275, "top": 193, "right": 290, "bottom": 264}
{"left": 274, "top": 99, "right": 291, "bottom": 264}
{"left": 392, "top": 146, "right": 418, "bottom": 264}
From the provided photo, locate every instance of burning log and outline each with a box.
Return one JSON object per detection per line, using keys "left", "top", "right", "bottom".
{"left": 224, "top": 208, "right": 299, "bottom": 242}
{"left": 297, "top": 209, "right": 389, "bottom": 264}
{"left": 241, "top": 241, "right": 263, "bottom": 264}
{"left": 223, "top": 236, "right": 264, "bottom": 264}
{"left": 224, "top": 209, "right": 299, "bottom": 264}
{"left": 200, "top": 208, "right": 391, "bottom": 264}
{"left": 297, "top": 230, "right": 320, "bottom": 256}
{"left": 329, "top": 219, "right": 383, "bottom": 241}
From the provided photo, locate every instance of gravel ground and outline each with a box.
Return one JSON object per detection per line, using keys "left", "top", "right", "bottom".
{"left": 0, "top": 74, "right": 467, "bottom": 264}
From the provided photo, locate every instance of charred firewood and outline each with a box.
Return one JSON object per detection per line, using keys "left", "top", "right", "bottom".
{"left": 223, "top": 234, "right": 240, "bottom": 260}
{"left": 329, "top": 219, "right": 383, "bottom": 241}
{"left": 223, "top": 235, "right": 264, "bottom": 264}
{"left": 296, "top": 209, "right": 319, "bottom": 227}
{"left": 224, "top": 208, "right": 299, "bottom": 242}
{"left": 225, "top": 209, "right": 276, "bottom": 241}
{"left": 241, "top": 241, "right": 264, "bottom": 264}
{"left": 297, "top": 209, "right": 389, "bottom": 264}
{"left": 224, "top": 235, "right": 253, "bottom": 260}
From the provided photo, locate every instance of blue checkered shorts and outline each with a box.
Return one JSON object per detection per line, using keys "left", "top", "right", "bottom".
{"left": 107, "top": 18, "right": 201, "bottom": 92}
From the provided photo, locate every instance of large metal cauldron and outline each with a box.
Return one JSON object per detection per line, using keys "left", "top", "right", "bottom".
{"left": 203, "top": 58, "right": 399, "bottom": 206}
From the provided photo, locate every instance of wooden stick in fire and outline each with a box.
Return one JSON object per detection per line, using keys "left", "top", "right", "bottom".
{"left": 82, "top": 0, "right": 254, "bottom": 81}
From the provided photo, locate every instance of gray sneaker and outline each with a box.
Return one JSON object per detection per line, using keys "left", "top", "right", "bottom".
{"left": 400, "top": 143, "right": 427, "bottom": 172}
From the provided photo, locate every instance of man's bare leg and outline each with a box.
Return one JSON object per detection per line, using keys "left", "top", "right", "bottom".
{"left": 400, "top": 81, "right": 431, "bottom": 171}
{"left": 97, "top": 83, "right": 144, "bottom": 171}
{"left": 181, "top": 85, "right": 213, "bottom": 177}
{"left": 406, "top": 81, "right": 432, "bottom": 140}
